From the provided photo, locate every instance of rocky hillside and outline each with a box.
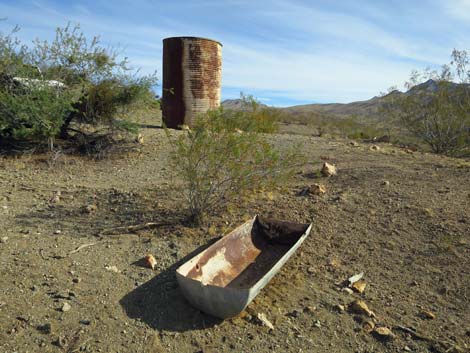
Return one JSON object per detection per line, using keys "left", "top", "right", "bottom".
{"left": 222, "top": 79, "right": 469, "bottom": 121}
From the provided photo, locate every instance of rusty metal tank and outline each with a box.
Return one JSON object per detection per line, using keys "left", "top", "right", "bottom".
{"left": 162, "top": 36, "right": 222, "bottom": 128}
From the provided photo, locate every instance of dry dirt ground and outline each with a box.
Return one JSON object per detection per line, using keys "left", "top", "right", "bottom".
{"left": 1, "top": 117, "right": 470, "bottom": 353}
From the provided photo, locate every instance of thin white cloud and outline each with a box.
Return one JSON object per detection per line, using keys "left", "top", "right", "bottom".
{"left": 0, "top": 0, "right": 467, "bottom": 104}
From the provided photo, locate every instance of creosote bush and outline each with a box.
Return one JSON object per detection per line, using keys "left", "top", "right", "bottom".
{"left": 0, "top": 22, "right": 157, "bottom": 151}
{"left": 383, "top": 50, "right": 470, "bottom": 156}
{"left": 168, "top": 107, "right": 299, "bottom": 225}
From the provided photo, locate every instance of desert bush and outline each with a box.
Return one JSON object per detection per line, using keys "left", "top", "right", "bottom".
{"left": 222, "top": 94, "right": 280, "bottom": 133}
{"left": 383, "top": 50, "right": 470, "bottom": 156}
{"left": 168, "top": 108, "right": 299, "bottom": 225}
{"left": 0, "top": 23, "right": 157, "bottom": 149}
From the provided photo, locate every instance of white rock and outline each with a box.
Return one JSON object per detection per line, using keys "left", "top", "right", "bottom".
{"left": 61, "top": 302, "right": 71, "bottom": 312}
{"left": 321, "top": 162, "right": 337, "bottom": 177}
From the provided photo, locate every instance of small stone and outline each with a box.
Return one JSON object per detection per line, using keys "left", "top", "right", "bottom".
{"left": 37, "top": 323, "right": 52, "bottom": 334}
{"left": 373, "top": 326, "right": 394, "bottom": 340}
{"left": 79, "top": 319, "right": 91, "bottom": 325}
{"left": 54, "top": 230, "right": 61, "bottom": 235}
{"left": 0, "top": 236, "right": 8, "bottom": 243}
{"left": 310, "top": 183, "right": 327, "bottom": 195}
{"left": 404, "top": 346, "right": 412, "bottom": 352}
{"left": 135, "top": 134, "right": 144, "bottom": 144}
{"left": 307, "top": 266, "right": 316, "bottom": 274}
{"left": 61, "top": 302, "right": 71, "bottom": 312}
{"left": 72, "top": 278, "right": 81, "bottom": 284}
{"left": 105, "top": 265, "right": 120, "bottom": 273}
{"left": 342, "top": 287, "right": 354, "bottom": 295}
{"left": 335, "top": 304, "right": 345, "bottom": 312}
{"left": 349, "top": 141, "right": 359, "bottom": 147}
{"left": 348, "top": 299, "right": 375, "bottom": 317}
{"left": 321, "top": 162, "right": 337, "bottom": 177}
{"left": 382, "top": 180, "right": 390, "bottom": 186}
{"left": 351, "top": 280, "right": 367, "bottom": 294}
{"left": 370, "top": 145, "right": 380, "bottom": 151}
{"left": 420, "top": 310, "right": 436, "bottom": 320}
{"left": 314, "top": 320, "right": 321, "bottom": 328}
{"left": 362, "top": 320, "right": 375, "bottom": 333}
{"left": 348, "top": 272, "right": 364, "bottom": 285}
{"left": 256, "top": 313, "right": 274, "bottom": 330}
{"left": 144, "top": 254, "right": 157, "bottom": 270}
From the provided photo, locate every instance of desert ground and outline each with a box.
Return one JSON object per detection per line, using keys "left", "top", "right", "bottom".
{"left": 1, "top": 115, "right": 469, "bottom": 353}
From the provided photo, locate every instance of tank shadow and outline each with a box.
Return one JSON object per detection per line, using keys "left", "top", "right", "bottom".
{"left": 119, "top": 238, "right": 223, "bottom": 332}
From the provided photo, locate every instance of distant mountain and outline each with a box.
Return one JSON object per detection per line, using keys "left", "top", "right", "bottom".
{"left": 222, "top": 79, "right": 469, "bottom": 121}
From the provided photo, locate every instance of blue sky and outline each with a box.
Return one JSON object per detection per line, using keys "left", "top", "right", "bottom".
{"left": 1, "top": 0, "right": 470, "bottom": 106}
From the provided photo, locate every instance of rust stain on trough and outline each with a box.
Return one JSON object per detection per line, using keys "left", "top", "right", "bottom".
{"left": 162, "top": 37, "right": 222, "bottom": 128}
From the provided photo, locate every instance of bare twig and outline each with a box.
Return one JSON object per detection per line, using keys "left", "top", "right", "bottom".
{"left": 69, "top": 242, "right": 98, "bottom": 255}
{"left": 99, "top": 222, "right": 170, "bottom": 236}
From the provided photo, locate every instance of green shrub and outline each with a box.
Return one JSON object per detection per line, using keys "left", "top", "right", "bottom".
{"left": 221, "top": 94, "right": 280, "bottom": 133}
{"left": 383, "top": 50, "right": 470, "bottom": 156}
{"left": 168, "top": 108, "right": 299, "bottom": 225}
{"left": 0, "top": 23, "right": 157, "bottom": 149}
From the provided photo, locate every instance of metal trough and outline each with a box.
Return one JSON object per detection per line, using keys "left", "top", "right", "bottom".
{"left": 176, "top": 216, "right": 312, "bottom": 318}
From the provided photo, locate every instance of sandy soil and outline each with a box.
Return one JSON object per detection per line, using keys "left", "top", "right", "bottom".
{"left": 1, "top": 117, "right": 469, "bottom": 353}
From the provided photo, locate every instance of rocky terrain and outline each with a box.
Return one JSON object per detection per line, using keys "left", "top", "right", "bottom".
{"left": 0, "top": 115, "right": 469, "bottom": 352}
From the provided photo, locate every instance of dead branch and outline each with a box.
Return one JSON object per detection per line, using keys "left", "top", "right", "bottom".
{"left": 99, "top": 222, "right": 170, "bottom": 236}
{"left": 69, "top": 242, "right": 98, "bottom": 255}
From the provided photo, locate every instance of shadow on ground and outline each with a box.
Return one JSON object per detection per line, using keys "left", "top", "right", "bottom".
{"left": 120, "top": 238, "right": 223, "bottom": 332}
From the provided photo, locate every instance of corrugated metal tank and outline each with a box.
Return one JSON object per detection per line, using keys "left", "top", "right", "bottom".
{"left": 162, "top": 37, "right": 222, "bottom": 128}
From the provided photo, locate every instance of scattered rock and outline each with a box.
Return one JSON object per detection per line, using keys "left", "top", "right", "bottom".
{"left": 307, "top": 266, "right": 316, "bottom": 274}
{"left": 321, "top": 162, "right": 337, "bottom": 177}
{"left": 105, "top": 265, "right": 120, "bottom": 273}
{"left": 335, "top": 304, "right": 345, "bottom": 313}
{"left": 0, "top": 236, "right": 8, "bottom": 243}
{"left": 349, "top": 141, "right": 359, "bottom": 147}
{"left": 256, "top": 313, "right": 274, "bottom": 330}
{"left": 54, "top": 230, "right": 61, "bottom": 235}
{"left": 144, "top": 254, "right": 157, "bottom": 270}
{"left": 373, "top": 326, "right": 395, "bottom": 340}
{"left": 234, "top": 128, "right": 243, "bottom": 134}
{"left": 351, "top": 280, "right": 367, "bottom": 294}
{"left": 362, "top": 320, "right": 375, "bottom": 333}
{"left": 420, "top": 310, "right": 436, "bottom": 320}
{"left": 82, "top": 204, "right": 98, "bottom": 214}
{"left": 348, "top": 272, "right": 364, "bottom": 286}
{"left": 404, "top": 346, "right": 412, "bottom": 352}
{"left": 310, "top": 183, "right": 326, "bottom": 195}
{"left": 314, "top": 320, "right": 321, "bottom": 328}
{"left": 37, "top": 323, "right": 52, "bottom": 334}
{"left": 72, "top": 278, "right": 81, "bottom": 284}
{"left": 370, "top": 145, "right": 380, "bottom": 151}
{"left": 61, "top": 302, "right": 71, "bottom": 312}
{"left": 135, "top": 134, "right": 144, "bottom": 144}
{"left": 79, "top": 319, "right": 91, "bottom": 325}
{"left": 348, "top": 299, "right": 375, "bottom": 317}
{"left": 382, "top": 180, "right": 390, "bottom": 186}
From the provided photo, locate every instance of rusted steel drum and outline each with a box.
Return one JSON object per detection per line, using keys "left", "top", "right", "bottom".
{"left": 162, "top": 37, "right": 222, "bottom": 128}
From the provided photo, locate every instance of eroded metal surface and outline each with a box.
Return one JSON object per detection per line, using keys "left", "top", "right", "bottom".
{"left": 182, "top": 217, "right": 309, "bottom": 289}
{"left": 162, "top": 37, "right": 222, "bottom": 128}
